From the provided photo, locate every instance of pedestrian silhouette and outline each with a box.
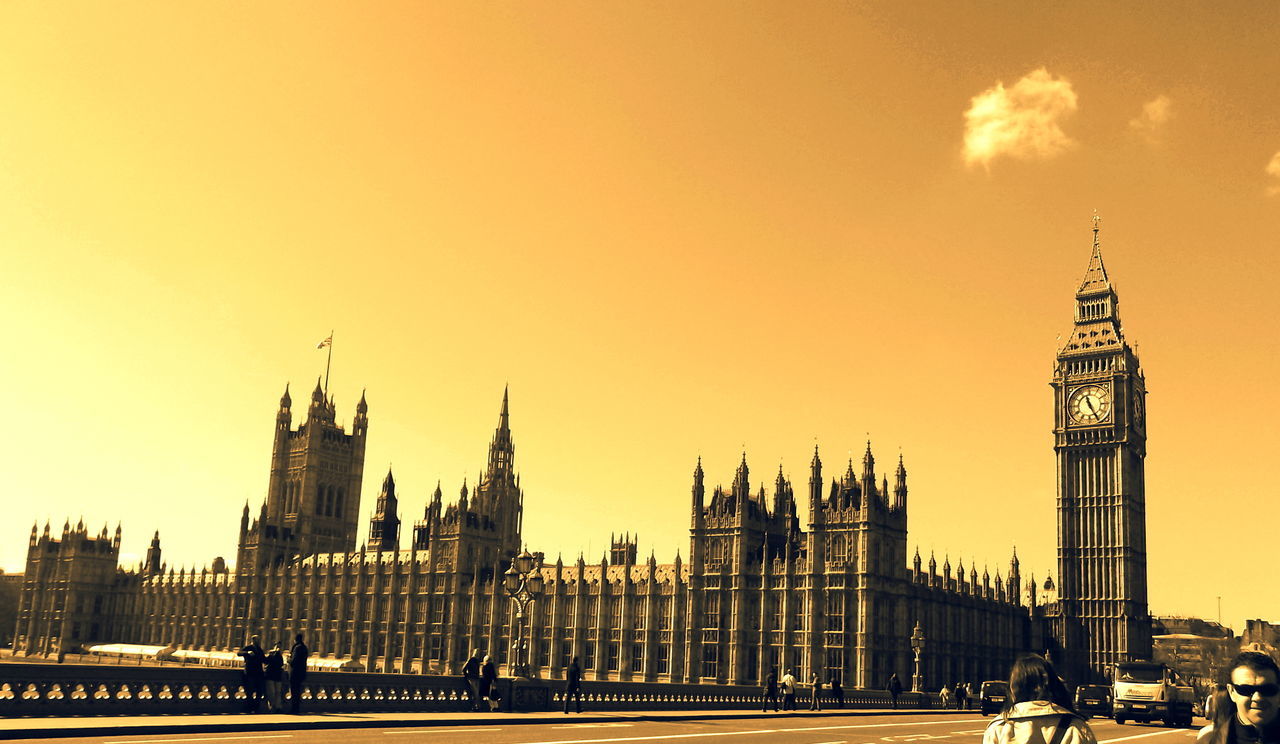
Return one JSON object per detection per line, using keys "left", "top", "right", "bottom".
{"left": 781, "top": 668, "right": 798, "bottom": 711}
{"left": 264, "top": 643, "right": 285, "bottom": 713}
{"left": 288, "top": 634, "right": 308, "bottom": 715}
{"left": 887, "top": 672, "right": 903, "bottom": 709}
{"left": 810, "top": 671, "right": 823, "bottom": 710}
{"left": 481, "top": 654, "right": 500, "bottom": 712}
{"left": 564, "top": 656, "right": 583, "bottom": 713}
{"left": 462, "top": 649, "right": 483, "bottom": 712}
{"left": 762, "top": 667, "right": 780, "bottom": 712}
{"left": 238, "top": 634, "right": 266, "bottom": 713}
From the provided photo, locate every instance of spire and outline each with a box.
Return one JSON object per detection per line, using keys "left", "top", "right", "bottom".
{"left": 807, "top": 445, "right": 823, "bottom": 522}
{"left": 893, "top": 453, "right": 908, "bottom": 510}
{"left": 1062, "top": 213, "right": 1125, "bottom": 355}
{"left": 145, "top": 530, "right": 162, "bottom": 574}
{"left": 486, "top": 387, "right": 515, "bottom": 487}
{"left": 356, "top": 388, "right": 368, "bottom": 415}
{"left": 369, "top": 465, "right": 400, "bottom": 551}
{"left": 1077, "top": 212, "right": 1112, "bottom": 296}
{"left": 691, "top": 456, "right": 705, "bottom": 517}
{"left": 280, "top": 383, "right": 292, "bottom": 410}
{"left": 732, "top": 452, "right": 749, "bottom": 500}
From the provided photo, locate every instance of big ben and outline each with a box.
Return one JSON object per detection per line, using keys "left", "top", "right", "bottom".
{"left": 1052, "top": 217, "right": 1150, "bottom": 683}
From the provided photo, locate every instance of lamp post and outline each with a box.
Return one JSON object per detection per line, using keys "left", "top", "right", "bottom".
{"left": 503, "top": 549, "right": 545, "bottom": 679}
{"left": 910, "top": 620, "right": 925, "bottom": 693}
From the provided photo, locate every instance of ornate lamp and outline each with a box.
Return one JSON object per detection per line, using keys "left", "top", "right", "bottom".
{"left": 503, "top": 549, "right": 545, "bottom": 678}
{"left": 910, "top": 621, "right": 926, "bottom": 693}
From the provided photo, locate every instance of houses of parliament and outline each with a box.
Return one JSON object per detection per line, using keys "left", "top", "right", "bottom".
{"left": 13, "top": 230, "right": 1151, "bottom": 688}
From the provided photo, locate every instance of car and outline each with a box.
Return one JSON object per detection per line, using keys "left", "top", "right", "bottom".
{"left": 980, "top": 680, "right": 1009, "bottom": 716}
{"left": 1075, "top": 684, "right": 1112, "bottom": 719}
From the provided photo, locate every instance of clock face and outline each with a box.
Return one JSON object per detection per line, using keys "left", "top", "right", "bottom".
{"left": 1133, "top": 394, "right": 1145, "bottom": 428}
{"left": 1068, "top": 384, "right": 1112, "bottom": 424}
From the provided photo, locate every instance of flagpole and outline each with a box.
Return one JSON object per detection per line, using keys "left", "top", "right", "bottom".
{"left": 324, "top": 330, "right": 333, "bottom": 395}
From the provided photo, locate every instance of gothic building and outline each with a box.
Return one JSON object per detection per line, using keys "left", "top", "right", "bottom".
{"left": 1051, "top": 221, "right": 1151, "bottom": 682}
{"left": 14, "top": 230, "right": 1143, "bottom": 688}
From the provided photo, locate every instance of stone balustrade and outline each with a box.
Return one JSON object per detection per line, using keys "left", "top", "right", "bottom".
{"left": 0, "top": 663, "right": 943, "bottom": 717}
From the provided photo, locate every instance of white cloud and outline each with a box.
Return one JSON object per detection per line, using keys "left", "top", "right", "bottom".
{"left": 1129, "top": 95, "right": 1173, "bottom": 138}
{"left": 963, "top": 68, "right": 1079, "bottom": 168}
{"left": 1266, "top": 151, "right": 1280, "bottom": 196}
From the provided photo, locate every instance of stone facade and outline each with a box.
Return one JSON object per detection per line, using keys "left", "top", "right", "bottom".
{"left": 17, "top": 235, "right": 1159, "bottom": 688}
{"left": 12, "top": 386, "right": 1040, "bottom": 687}
{"left": 1051, "top": 222, "right": 1152, "bottom": 683}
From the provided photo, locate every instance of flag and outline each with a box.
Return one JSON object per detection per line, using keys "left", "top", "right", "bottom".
{"left": 317, "top": 335, "right": 332, "bottom": 349}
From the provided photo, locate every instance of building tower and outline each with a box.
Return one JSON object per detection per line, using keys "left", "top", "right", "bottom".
{"left": 1052, "top": 217, "right": 1150, "bottom": 682}
{"left": 255, "top": 381, "right": 369, "bottom": 562}
{"left": 421, "top": 389, "right": 525, "bottom": 576}
{"left": 368, "top": 468, "right": 401, "bottom": 551}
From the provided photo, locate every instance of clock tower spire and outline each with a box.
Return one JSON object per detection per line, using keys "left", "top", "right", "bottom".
{"left": 1052, "top": 215, "right": 1150, "bottom": 682}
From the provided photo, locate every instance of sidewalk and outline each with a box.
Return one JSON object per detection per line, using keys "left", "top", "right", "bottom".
{"left": 0, "top": 706, "right": 966, "bottom": 740}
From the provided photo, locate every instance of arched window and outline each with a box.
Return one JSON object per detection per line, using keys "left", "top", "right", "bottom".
{"left": 335, "top": 487, "right": 345, "bottom": 518}
{"left": 316, "top": 484, "right": 327, "bottom": 515}
{"left": 327, "top": 486, "right": 336, "bottom": 517}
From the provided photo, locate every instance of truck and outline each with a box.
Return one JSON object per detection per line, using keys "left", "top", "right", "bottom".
{"left": 1112, "top": 661, "right": 1196, "bottom": 727}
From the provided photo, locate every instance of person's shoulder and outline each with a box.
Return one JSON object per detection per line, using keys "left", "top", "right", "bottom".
{"left": 981, "top": 714, "right": 1014, "bottom": 744}
{"left": 1064, "top": 715, "right": 1098, "bottom": 744}
{"left": 1195, "top": 723, "right": 1216, "bottom": 744}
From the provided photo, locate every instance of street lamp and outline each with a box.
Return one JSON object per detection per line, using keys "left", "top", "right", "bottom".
{"left": 910, "top": 620, "right": 926, "bottom": 693}
{"left": 503, "top": 549, "right": 545, "bottom": 679}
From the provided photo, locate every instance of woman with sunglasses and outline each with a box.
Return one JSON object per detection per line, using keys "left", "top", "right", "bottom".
{"left": 1198, "top": 652, "right": 1280, "bottom": 744}
{"left": 982, "top": 654, "right": 1097, "bottom": 744}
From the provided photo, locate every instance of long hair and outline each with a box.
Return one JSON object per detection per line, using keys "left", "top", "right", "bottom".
{"left": 1207, "top": 684, "right": 1232, "bottom": 744}
{"left": 1004, "top": 654, "right": 1077, "bottom": 714}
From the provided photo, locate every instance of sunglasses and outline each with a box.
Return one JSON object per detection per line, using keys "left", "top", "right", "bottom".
{"left": 1231, "top": 683, "right": 1280, "bottom": 698}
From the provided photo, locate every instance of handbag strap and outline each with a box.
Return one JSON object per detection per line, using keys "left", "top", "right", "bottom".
{"left": 1047, "top": 715, "right": 1072, "bottom": 744}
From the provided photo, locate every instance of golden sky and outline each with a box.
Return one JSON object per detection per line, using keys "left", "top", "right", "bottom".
{"left": 2, "top": 2, "right": 1278, "bottom": 632}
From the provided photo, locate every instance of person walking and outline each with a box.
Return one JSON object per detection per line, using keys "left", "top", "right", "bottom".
{"left": 1203, "top": 683, "right": 1227, "bottom": 722}
{"left": 238, "top": 635, "right": 266, "bottom": 713}
{"left": 481, "top": 654, "right": 500, "bottom": 712}
{"left": 831, "top": 671, "right": 845, "bottom": 709}
{"left": 781, "top": 668, "right": 798, "bottom": 711}
{"left": 810, "top": 671, "right": 824, "bottom": 711}
{"left": 762, "top": 667, "right": 780, "bottom": 712}
{"left": 1197, "top": 652, "right": 1280, "bottom": 744}
{"left": 288, "top": 634, "right": 308, "bottom": 715}
{"left": 564, "top": 656, "right": 583, "bottom": 714}
{"left": 982, "top": 654, "right": 1096, "bottom": 744}
{"left": 941, "top": 683, "right": 953, "bottom": 709}
{"left": 957, "top": 681, "right": 969, "bottom": 710}
{"left": 264, "top": 643, "right": 285, "bottom": 713}
{"left": 462, "top": 649, "right": 483, "bottom": 712}
{"left": 887, "top": 673, "right": 903, "bottom": 709}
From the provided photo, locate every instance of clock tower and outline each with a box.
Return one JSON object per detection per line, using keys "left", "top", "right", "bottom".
{"left": 1052, "top": 218, "right": 1150, "bottom": 682}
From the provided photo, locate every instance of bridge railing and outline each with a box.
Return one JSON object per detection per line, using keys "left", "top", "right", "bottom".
{"left": 0, "top": 663, "right": 943, "bottom": 717}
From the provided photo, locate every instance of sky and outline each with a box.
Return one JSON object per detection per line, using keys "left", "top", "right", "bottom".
{"left": 1, "top": 1, "right": 1278, "bottom": 635}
